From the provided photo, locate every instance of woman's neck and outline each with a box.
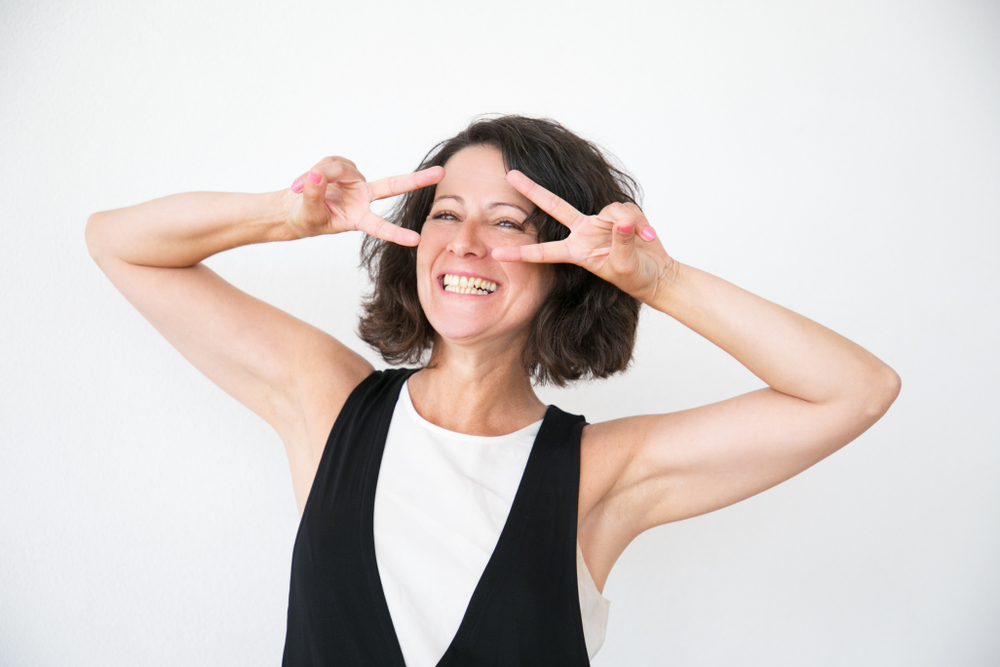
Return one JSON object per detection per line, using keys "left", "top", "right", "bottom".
{"left": 407, "top": 340, "right": 547, "bottom": 436}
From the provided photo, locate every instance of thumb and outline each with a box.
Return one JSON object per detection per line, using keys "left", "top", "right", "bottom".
{"left": 609, "top": 221, "right": 637, "bottom": 270}
{"left": 287, "top": 169, "right": 332, "bottom": 236}
{"left": 296, "top": 168, "right": 332, "bottom": 228}
{"left": 301, "top": 169, "right": 326, "bottom": 204}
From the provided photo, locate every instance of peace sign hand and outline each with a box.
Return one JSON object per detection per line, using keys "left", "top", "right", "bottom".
{"left": 491, "top": 171, "right": 675, "bottom": 303}
{"left": 286, "top": 157, "right": 444, "bottom": 246}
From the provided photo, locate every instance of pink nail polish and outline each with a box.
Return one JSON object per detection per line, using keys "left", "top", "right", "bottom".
{"left": 640, "top": 226, "right": 656, "bottom": 241}
{"left": 618, "top": 223, "right": 634, "bottom": 235}
{"left": 291, "top": 178, "right": 303, "bottom": 193}
{"left": 309, "top": 170, "right": 322, "bottom": 185}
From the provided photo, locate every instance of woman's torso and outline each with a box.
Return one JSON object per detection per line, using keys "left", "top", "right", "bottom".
{"left": 374, "top": 379, "right": 609, "bottom": 665}
{"left": 283, "top": 369, "right": 597, "bottom": 666}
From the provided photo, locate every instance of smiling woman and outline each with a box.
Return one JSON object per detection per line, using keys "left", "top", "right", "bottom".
{"left": 415, "top": 146, "right": 555, "bottom": 350}
{"left": 360, "top": 117, "right": 643, "bottom": 388}
{"left": 84, "top": 114, "right": 900, "bottom": 666}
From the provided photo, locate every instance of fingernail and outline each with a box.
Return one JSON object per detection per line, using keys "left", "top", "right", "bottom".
{"left": 618, "top": 223, "right": 634, "bottom": 235}
{"left": 291, "top": 178, "right": 303, "bottom": 193}
{"left": 640, "top": 226, "right": 656, "bottom": 241}
{"left": 308, "top": 170, "right": 322, "bottom": 185}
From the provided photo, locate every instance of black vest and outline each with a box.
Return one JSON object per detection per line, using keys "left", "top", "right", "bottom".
{"left": 282, "top": 368, "right": 591, "bottom": 666}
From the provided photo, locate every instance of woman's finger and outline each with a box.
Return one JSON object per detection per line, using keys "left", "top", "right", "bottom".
{"left": 599, "top": 202, "right": 656, "bottom": 243}
{"left": 369, "top": 166, "right": 445, "bottom": 201}
{"left": 491, "top": 240, "right": 573, "bottom": 264}
{"left": 292, "top": 160, "right": 355, "bottom": 192}
{"left": 285, "top": 168, "right": 335, "bottom": 234}
{"left": 316, "top": 155, "right": 358, "bottom": 170}
{"left": 506, "top": 170, "right": 586, "bottom": 230}
{"left": 622, "top": 202, "right": 657, "bottom": 241}
{"left": 301, "top": 168, "right": 327, "bottom": 204}
{"left": 316, "top": 159, "right": 358, "bottom": 185}
{"left": 357, "top": 211, "right": 421, "bottom": 247}
{"left": 608, "top": 221, "right": 639, "bottom": 272}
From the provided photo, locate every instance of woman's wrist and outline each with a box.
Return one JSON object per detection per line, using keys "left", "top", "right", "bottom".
{"left": 645, "top": 258, "right": 686, "bottom": 314}
{"left": 228, "top": 188, "right": 320, "bottom": 244}
{"left": 267, "top": 188, "right": 310, "bottom": 241}
{"left": 193, "top": 190, "right": 298, "bottom": 252}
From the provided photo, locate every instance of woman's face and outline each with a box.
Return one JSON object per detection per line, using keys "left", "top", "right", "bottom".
{"left": 416, "top": 145, "right": 554, "bottom": 348}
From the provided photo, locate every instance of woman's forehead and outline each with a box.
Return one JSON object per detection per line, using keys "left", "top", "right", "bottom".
{"left": 434, "top": 146, "right": 533, "bottom": 211}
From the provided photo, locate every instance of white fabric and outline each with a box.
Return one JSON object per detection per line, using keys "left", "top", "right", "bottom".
{"left": 576, "top": 540, "right": 610, "bottom": 658}
{"left": 373, "top": 380, "right": 609, "bottom": 666}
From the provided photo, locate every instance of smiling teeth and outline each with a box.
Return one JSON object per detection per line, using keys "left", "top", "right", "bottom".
{"left": 443, "top": 274, "right": 498, "bottom": 295}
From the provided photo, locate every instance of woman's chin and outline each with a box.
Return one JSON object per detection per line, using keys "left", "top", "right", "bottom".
{"left": 431, "top": 322, "right": 494, "bottom": 345}
{"left": 429, "top": 317, "right": 527, "bottom": 352}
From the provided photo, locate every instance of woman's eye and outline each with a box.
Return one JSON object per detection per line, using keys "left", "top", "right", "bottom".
{"left": 432, "top": 211, "right": 458, "bottom": 220}
{"left": 496, "top": 219, "right": 524, "bottom": 231}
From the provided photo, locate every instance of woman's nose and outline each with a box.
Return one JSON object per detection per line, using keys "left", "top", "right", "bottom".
{"left": 447, "top": 219, "right": 488, "bottom": 258}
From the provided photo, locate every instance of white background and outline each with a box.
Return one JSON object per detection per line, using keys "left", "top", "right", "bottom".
{"left": 2, "top": 0, "right": 998, "bottom": 665}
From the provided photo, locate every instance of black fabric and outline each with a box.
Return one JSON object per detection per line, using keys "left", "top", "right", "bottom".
{"left": 282, "top": 368, "right": 591, "bottom": 666}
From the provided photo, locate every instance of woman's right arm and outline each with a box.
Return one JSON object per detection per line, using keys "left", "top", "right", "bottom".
{"left": 85, "top": 159, "right": 443, "bottom": 511}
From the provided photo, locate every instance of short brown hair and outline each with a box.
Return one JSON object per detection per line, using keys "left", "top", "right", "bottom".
{"left": 358, "top": 115, "right": 641, "bottom": 386}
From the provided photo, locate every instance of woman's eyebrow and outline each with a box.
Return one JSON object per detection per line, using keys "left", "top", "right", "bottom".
{"left": 432, "top": 195, "right": 530, "bottom": 216}
{"left": 488, "top": 202, "right": 530, "bottom": 215}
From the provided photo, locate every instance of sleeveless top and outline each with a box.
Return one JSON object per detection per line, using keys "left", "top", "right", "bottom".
{"left": 282, "top": 369, "right": 594, "bottom": 666}
{"left": 374, "top": 380, "right": 609, "bottom": 665}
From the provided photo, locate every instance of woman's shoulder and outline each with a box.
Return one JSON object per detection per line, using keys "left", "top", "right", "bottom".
{"left": 281, "top": 349, "right": 378, "bottom": 512}
{"left": 579, "top": 418, "right": 647, "bottom": 504}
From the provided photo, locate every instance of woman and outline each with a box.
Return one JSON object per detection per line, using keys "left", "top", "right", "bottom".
{"left": 85, "top": 116, "right": 900, "bottom": 665}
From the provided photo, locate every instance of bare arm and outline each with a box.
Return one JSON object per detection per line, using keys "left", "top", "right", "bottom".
{"left": 494, "top": 172, "right": 900, "bottom": 587}
{"left": 597, "top": 260, "right": 900, "bottom": 527}
{"left": 86, "top": 159, "right": 443, "bottom": 510}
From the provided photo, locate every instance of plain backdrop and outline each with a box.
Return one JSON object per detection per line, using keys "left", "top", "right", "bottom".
{"left": 1, "top": 0, "right": 998, "bottom": 665}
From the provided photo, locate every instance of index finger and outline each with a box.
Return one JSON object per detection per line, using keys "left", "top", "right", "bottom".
{"left": 369, "top": 166, "right": 445, "bottom": 200}
{"left": 506, "top": 170, "right": 586, "bottom": 230}
{"left": 491, "top": 241, "right": 573, "bottom": 264}
{"left": 357, "top": 211, "right": 422, "bottom": 247}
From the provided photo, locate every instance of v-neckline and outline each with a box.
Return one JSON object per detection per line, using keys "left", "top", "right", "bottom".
{"left": 360, "top": 375, "right": 556, "bottom": 667}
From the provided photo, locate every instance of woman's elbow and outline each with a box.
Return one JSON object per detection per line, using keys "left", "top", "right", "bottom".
{"left": 85, "top": 211, "right": 110, "bottom": 264}
{"left": 863, "top": 362, "right": 901, "bottom": 422}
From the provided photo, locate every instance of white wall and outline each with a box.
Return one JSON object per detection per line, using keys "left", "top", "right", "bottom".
{"left": 1, "top": 0, "right": 998, "bottom": 665}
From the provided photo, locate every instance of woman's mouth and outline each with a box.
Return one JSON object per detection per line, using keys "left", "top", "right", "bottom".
{"left": 442, "top": 274, "right": 498, "bottom": 295}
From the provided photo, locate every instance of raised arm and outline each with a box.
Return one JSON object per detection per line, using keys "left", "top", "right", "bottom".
{"left": 494, "top": 171, "right": 901, "bottom": 586}
{"left": 86, "top": 159, "right": 443, "bottom": 510}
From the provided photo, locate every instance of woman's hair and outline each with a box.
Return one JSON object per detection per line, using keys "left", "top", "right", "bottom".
{"left": 358, "top": 115, "right": 642, "bottom": 386}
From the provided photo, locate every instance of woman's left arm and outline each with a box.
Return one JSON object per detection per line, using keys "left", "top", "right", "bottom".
{"left": 495, "top": 171, "right": 900, "bottom": 553}
{"left": 609, "top": 260, "right": 900, "bottom": 526}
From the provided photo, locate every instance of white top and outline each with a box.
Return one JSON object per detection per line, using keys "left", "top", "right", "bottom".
{"left": 373, "top": 380, "right": 610, "bottom": 666}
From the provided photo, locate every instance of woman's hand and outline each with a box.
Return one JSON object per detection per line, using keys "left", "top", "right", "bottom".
{"left": 490, "top": 170, "right": 674, "bottom": 302}
{"left": 287, "top": 157, "right": 444, "bottom": 246}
